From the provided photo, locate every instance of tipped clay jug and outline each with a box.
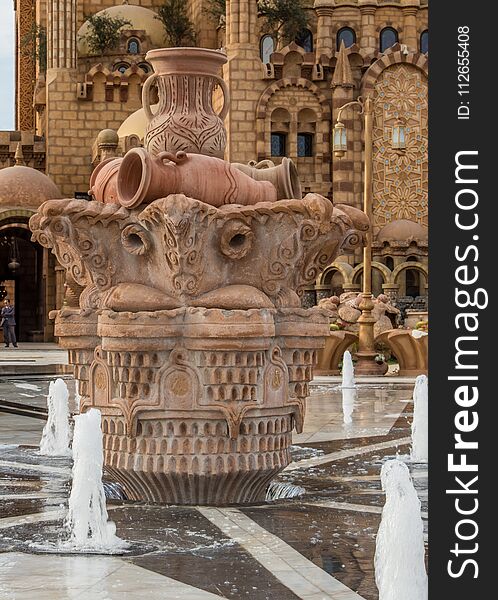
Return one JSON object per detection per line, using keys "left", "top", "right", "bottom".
{"left": 117, "top": 149, "right": 278, "bottom": 208}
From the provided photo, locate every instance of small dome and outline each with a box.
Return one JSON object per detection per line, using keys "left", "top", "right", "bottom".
{"left": 377, "top": 219, "right": 428, "bottom": 243}
{"left": 77, "top": 5, "right": 165, "bottom": 57}
{"left": 118, "top": 105, "right": 158, "bottom": 140}
{"left": 0, "top": 165, "right": 62, "bottom": 209}
{"left": 97, "top": 128, "right": 120, "bottom": 145}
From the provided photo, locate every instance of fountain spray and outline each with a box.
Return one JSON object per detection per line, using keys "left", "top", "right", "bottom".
{"left": 39, "top": 378, "right": 71, "bottom": 457}
{"left": 341, "top": 350, "right": 355, "bottom": 389}
{"left": 411, "top": 375, "right": 428, "bottom": 462}
{"left": 65, "top": 408, "right": 124, "bottom": 551}
{"left": 375, "top": 459, "right": 427, "bottom": 600}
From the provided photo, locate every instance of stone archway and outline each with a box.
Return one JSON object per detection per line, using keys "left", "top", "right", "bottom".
{"left": 0, "top": 210, "right": 58, "bottom": 342}
{"left": 351, "top": 261, "right": 392, "bottom": 297}
{"left": 390, "top": 261, "right": 428, "bottom": 297}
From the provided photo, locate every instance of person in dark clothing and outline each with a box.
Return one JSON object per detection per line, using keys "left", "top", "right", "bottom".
{"left": 1, "top": 298, "right": 17, "bottom": 348}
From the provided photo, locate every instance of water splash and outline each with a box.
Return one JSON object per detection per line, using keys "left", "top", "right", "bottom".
{"left": 342, "top": 387, "right": 357, "bottom": 425}
{"left": 266, "top": 482, "right": 305, "bottom": 501}
{"left": 39, "top": 379, "right": 72, "bottom": 457}
{"left": 64, "top": 408, "right": 126, "bottom": 552}
{"left": 411, "top": 375, "right": 428, "bottom": 462}
{"left": 375, "top": 459, "right": 427, "bottom": 600}
{"left": 341, "top": 350, "right": 355, "bottom": 388}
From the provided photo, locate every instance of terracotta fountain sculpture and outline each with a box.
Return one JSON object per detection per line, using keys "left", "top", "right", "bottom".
{"left": 30, "top": 48, "right": 369, "bottom": 505}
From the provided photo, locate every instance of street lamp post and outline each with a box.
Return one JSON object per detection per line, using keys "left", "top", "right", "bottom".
{"left": 333, "top": 95, "right": 382, "bottom": 375}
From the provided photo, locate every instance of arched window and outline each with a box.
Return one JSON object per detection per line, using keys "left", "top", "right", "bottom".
{"left": 139, "top": 63, "right": 150, "bottom": 73}
{"left": 420, "top": 30, "right": 428, "bottom": 54}
{"left": 380, "top": 27, "right": 398, "bottom": 52}
{"left": 337, "top": 27, "right": 356, "bottom": 50}
{"left": 406, "top": 269, "right": 420, "bottom": 297}
{"left": 260, "top": 35, "right": 275, "bottom": 64}
{"left": 114, "top": 62, "right": 130, "bottom": 74}
{"left": 385, "top": 256, "right": 394, "bottom": 271}
{"left": 271, "top": 133, "right": 287, "bottom": 157}
{"left": 271, "top": 107, "right": 290, "bottom": 157}
{"left": 297, "top": 108, "right": 316, "bottom": 158}
{"left": 127, "top": 38, "right": 140, "bottom": 54}
{"left": 296, "top": 29, "right": 313, "bottom": 52}
{"left": 297, "top": 133, "right": 313, "bottom": 157}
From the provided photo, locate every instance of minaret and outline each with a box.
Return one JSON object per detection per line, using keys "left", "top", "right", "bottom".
{"left": 331, "top": 41, "right": 355, "bottom": 206}
{"left": 224, "top": 0, "right": 261, "bottom": 163}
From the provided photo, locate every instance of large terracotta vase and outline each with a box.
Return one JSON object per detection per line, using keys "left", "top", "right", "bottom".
{"left": 142, "top": 47, "right": 229, "bottom": 158}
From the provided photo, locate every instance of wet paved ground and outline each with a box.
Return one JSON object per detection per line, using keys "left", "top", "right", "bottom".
{"left": 0, "top": 376, "right": 427, "bottom": 599}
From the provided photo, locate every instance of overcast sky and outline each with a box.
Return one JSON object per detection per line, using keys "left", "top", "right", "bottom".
{"left": 0, "top": 3, "right": 15, "bottom": 130}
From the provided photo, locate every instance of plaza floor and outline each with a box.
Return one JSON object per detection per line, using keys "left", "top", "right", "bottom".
{"left": 0, "top": 370, "right": 427, "bottom": 600}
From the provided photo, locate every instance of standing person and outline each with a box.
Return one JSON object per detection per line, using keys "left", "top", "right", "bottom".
{"left": 1, "top": 298, "right": 18, "bottom": 348}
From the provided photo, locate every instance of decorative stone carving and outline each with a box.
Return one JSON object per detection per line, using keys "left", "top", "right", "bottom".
{"left": 33, "top": 186, "right": 367, "bottom": 504}
{"left": 142, "top": 48, "right": 229, "bottom": 158}
{"left": 30, "top": 193, "right": 368, "bottom": 313}
{"left": 372, "top": 64, "right": 428, "bottom": 230}
{"left": 30, "top": 46, "right": 370, "bottom": 504}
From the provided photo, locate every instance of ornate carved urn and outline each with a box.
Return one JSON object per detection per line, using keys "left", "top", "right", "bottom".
{"left": 142, "top": 48, "right": 229, "bottom": 158}
{"left": 30, "top": 47, "right": 369, "bottom": 505}
{"left": 31, "top": 188, "right": 367, "bottom": 505}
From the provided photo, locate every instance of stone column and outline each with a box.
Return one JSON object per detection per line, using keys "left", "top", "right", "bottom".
{"left": 227, "top": 0, "right": 258, "bottom": 47}
{"left": 47, "top": 0, "right": 77, "bottom": 69}
{"left": 402, "top": 3, "right": 419, "bottom": 52}
{"left": 314, "top": 2, "right": 335, "bottom": 59}
{"left": 359, "top": 1, "right": 378, "bottom": 56}
{"left": 45, "top": 0, "right": 79, "bottom": 193}
{"left": 224, "top": 0, "right": 262, "bottom": 163}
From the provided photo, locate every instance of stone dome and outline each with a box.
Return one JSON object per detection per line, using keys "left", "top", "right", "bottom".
{"left": 97, "top": 128, "right": 120, "bottom": 145}
{"left": 377, "top": 219, "right": 428, "bottom": 243}
{"left": 0, "top": 165, "right": 62, "bottom": 209}
{"left": 77, "top": 5, "right": 165, "bottom": 57}
{"left": 118, "top": 104, "right": 158, "bottom": 140}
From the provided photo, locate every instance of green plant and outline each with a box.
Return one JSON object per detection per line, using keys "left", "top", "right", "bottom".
{"left": 21, "top": 24, "right": 47, "bottom": 73}
{"left": 257, "top": 0, "right": 310, "bottom": 47}
{"left": 82, "top": 12, "right": 131, "bottom": 56}
{"left": 205, "top": 0, "right": 226, "bottom": 25}
{"left": 156, "top": 0, "right": 196, "bottom": 47}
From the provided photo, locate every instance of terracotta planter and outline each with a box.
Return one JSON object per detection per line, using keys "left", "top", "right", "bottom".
{"left": 142, "top": 47, "right": 229, "bottom": 158}
{"left": 89, "top": 157, "right": 122, "bottom": 204}
{"left": 375, "top": 329, "right": 428, "bottom": 376}
{"left": 232, "top": 158, "right": 302, "bottom": 200}
{"left": 117, "top": 148, "right": 278, "bottom": 209}
{"left": 315, "top": 330, "right": 358, "bottom": 375}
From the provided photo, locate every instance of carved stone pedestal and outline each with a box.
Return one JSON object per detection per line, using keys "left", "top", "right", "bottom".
{"left": 55, "top": 306, "right": 328, "bottom": 504}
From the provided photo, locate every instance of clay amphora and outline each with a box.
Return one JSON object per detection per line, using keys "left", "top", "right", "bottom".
{"left": 231, "top": 158, "right": 302, "bottom": 200}
{"left": 117, "top": 148, "right": 278, "bottom": 209}
{"left": 89, "top": 157, "right": 122, "bottom": 204}
{"left": 142, "top": 47, "right": 229, "bottom": 158}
